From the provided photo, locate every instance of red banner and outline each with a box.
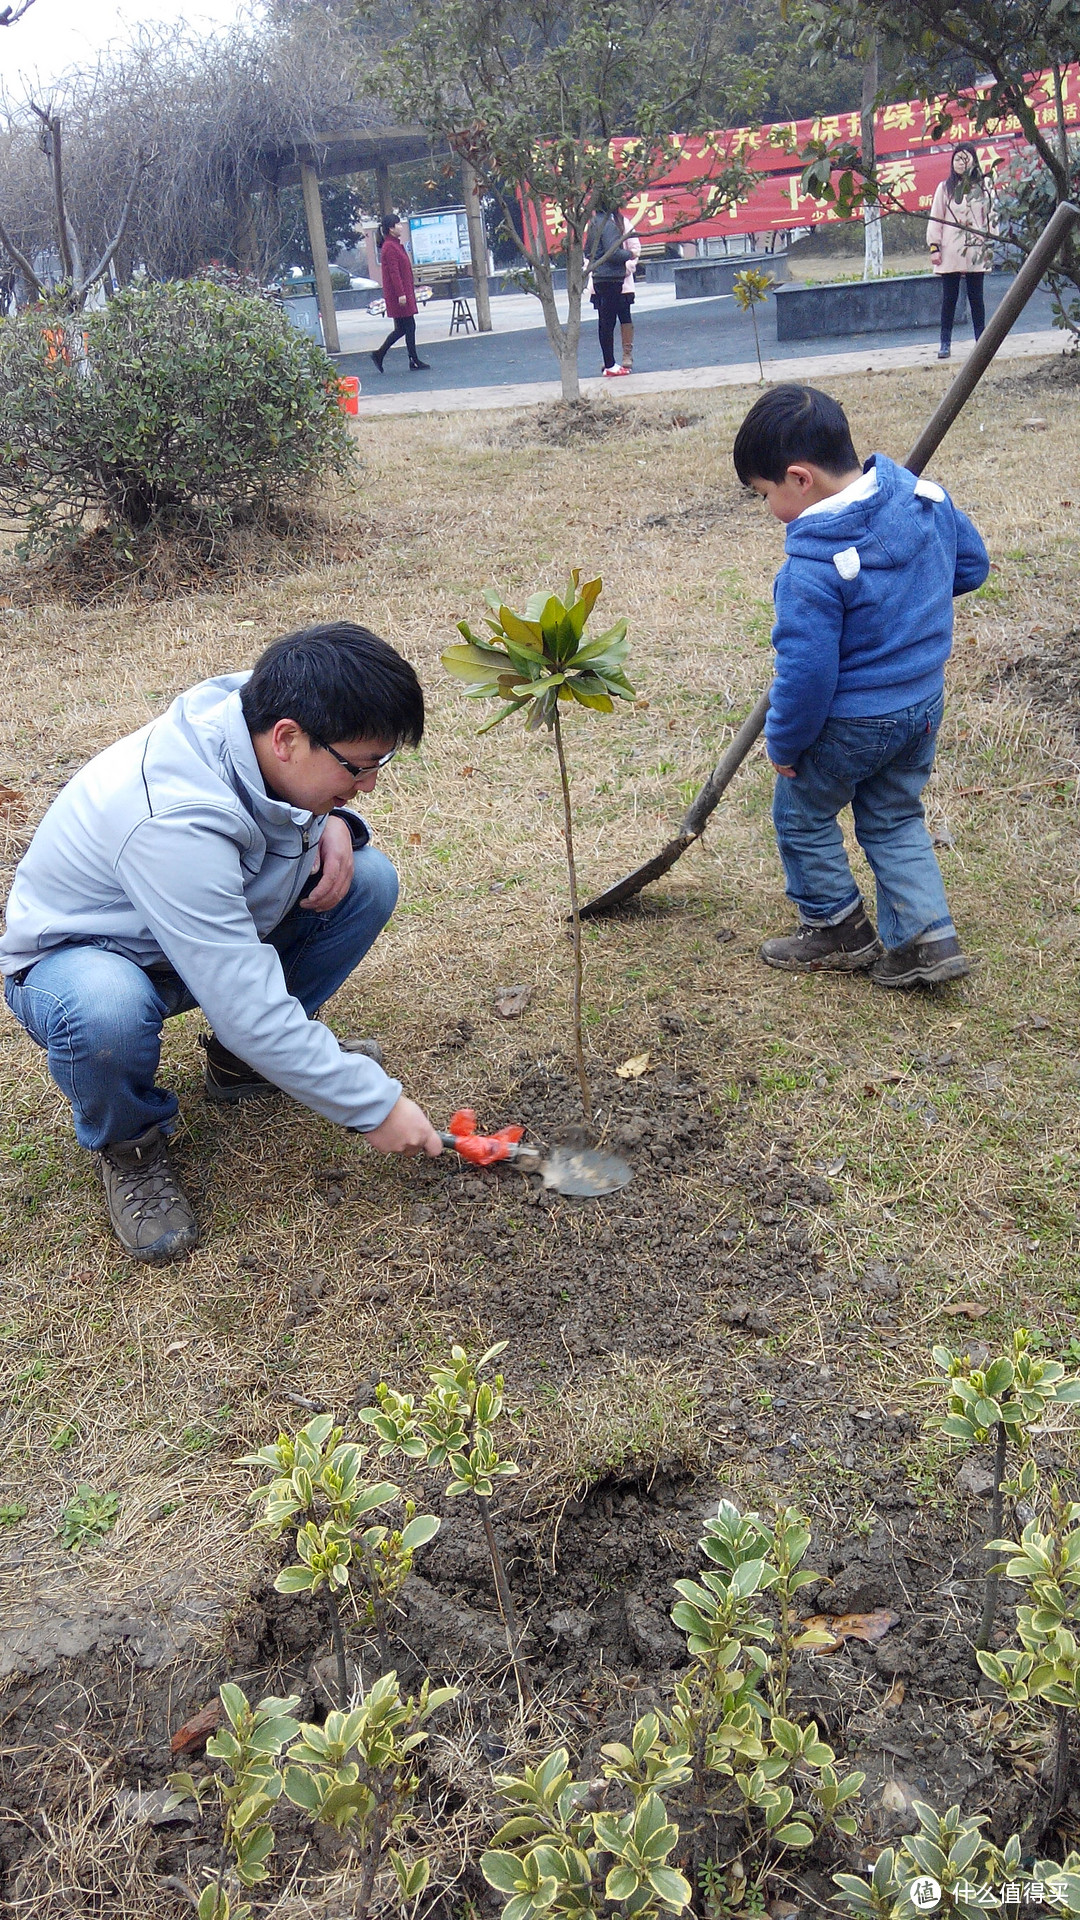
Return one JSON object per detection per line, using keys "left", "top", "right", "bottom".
{"left": 540, "top": 65, "right": 1080, "bottom": 244}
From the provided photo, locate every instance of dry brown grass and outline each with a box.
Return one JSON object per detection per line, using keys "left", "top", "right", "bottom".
{"left": 2, "top": 364, "right": 1080, "bottom": 1906}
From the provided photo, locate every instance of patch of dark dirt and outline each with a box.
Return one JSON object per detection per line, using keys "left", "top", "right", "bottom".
{"left": 991, "top": 626, "right": 1080, "bottom": 729}
{"left": 639, "top": 495, "right": 754, "bottom": 536}
{"left": 493, "top": 400, "right": 704, "bottom": 448}
{"left": 4, "top": 1059, "right": 1077, "bottom": 1911}
{"left": 987, "top": 353, "right": 1080, "bottom": 396}
{"left": 0, "top": 505, "right": 381, "bottom": 608}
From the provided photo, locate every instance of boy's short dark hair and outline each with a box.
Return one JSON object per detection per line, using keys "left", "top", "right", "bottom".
{"left": 732, "top": 384, "right": 860, "bottom": 486}
{"left": 241, "top": 622, "right": 425, "bottom": 747}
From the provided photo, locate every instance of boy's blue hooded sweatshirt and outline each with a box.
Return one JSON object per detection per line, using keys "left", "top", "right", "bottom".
{"left": 765, "top": 452, "right": 989, "bottom": 769}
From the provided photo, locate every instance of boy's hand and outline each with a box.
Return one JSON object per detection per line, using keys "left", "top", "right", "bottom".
{"left": 362, "top": 1095, "right": 443, "bottom": 1158}
{"left": 769, "top": 758, "right": 797, "bottom": 778}
{"left": 302, "top": 815, "right": 355, "bottom": 911}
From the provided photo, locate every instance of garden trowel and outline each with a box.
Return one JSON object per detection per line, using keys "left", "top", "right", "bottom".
{"left": 437, "top": 1109, "right": 632, "bottom": 1196}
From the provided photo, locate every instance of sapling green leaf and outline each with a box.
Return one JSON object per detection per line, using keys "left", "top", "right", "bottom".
{"left": 443, "top": 575, "right": 633, "bottom": 1120}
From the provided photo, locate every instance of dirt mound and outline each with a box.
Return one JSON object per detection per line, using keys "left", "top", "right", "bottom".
{"left": 494, "top": 400, "right": 703, "bottom": 448}
{"left": 993, "top": 626, "right": 1080, "bottom": 728}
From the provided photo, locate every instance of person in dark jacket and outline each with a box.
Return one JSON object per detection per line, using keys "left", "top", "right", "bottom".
{"left": 371, "top": 215, "right": 430, "bottom": 372}
{"left": 732, "top": 384, "right": 989, "bottom": 989}
{"left": 585, "top": 206, "right": 633, "bottom": 377}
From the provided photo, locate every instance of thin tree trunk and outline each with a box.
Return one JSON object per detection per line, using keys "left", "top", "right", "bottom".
{"left": 327, "top": 1587, "right": 349, "bottom": 1708}
{"left": 975, "top": 1419, "right": 1008, "bottom": 1651}
{"left": 355, "top": 1798, "right": 390, "bottom": 1920}
{"left": 1049, "top": 1705, "right": 1071, "bottom": 1822}
{"left": 363, "top": 1547, "right": 392, "bottom": 1674}
{"left": 1053, "top": 66, "right": 1070, "bottom": 173}
{"left": 552, "top": 707, "right": 592, "bottom": 1122}
{"left": 861, "top": 41, "right": 883, "bottom": 280}
{"left": 750, "top": 303, "right": 763, "bottom": 381}
{"left": 476, "top": 1493, "right": 532, "bottom": 1706}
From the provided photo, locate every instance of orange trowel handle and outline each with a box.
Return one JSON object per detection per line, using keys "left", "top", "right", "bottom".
{"left": 438, "top": 1108, "right": 526, "bottom": 1166}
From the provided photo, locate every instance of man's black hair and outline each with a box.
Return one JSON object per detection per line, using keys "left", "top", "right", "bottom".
{"left": 732, "top": 384, "right": 860, "bottom": 486}
{"left": 241, "top": 622, "right": 425, "bottom": 747}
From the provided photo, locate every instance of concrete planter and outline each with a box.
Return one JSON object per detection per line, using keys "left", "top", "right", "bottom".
{"left": 674, "top": 253, "right": 790, "bottom": 300}
{"left": 773, "top": 270, "right": 1012, "bottom": 342}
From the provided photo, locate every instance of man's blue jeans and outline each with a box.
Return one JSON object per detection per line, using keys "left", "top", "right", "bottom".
{"left": 772, "top": 693, "right": 954, "bottom": 953}
{"left": 3, "top": 846, "right": 398, "bottom": 1152}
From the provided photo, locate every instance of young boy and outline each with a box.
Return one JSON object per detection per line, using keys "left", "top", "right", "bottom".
{"left": 0, "top": 622, "right": 443, "bottom": 1265}
{"left": 732, "top": 383, "right": 989, "bottom": 988}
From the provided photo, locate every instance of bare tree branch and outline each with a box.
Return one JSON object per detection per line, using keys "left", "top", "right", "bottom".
{"left": 78, "top": 147, "right": 149, "bottom": 295}
{"left": 0, "top": 0, "right": 37, "bottom": 23}
{"left": 0, "top": 208, "right": 44, "bottom": 294}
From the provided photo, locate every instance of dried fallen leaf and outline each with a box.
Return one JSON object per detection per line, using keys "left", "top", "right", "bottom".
{"left": 882, "top": 1679, "right": 906, "bottom": 1710}
{"left": 494, "top": 984, "right": 532, "bottom": 1019}
{"left": 616, "top": 1051, "right": 652, "bottom": 1079}
{"left": 940, "top": 1301, "right": 992, "bottom": 1319}
{"left": 407, "top": 832, "right": 422, "bottom": 846}
{"left": 163, "top": 1340, "right": 189, "bottom": 1358}
{"left": 800, "top": 1608, "right": 900, "bottom": 1653}
{"left": 0, "top": 785, "right": 27, "bottom": 820}
{"left": 171, "top": 1701, "right": 224, "bottom": 1754}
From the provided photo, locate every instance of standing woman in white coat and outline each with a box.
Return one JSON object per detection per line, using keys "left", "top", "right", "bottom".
{"left": 927, "top": 143, "right": 995, "bottom": 361}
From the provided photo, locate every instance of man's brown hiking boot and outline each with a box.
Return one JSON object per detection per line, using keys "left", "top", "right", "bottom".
{"left": 201, "top": 1031, "right": 385, "bottom": 1104}
{"left": 99, "top": 1126, "right": 198, "bottom": 1264}
{"left": 759, "top": 905, "right": 882, "bottom": 974}
{"left": 871, "top": 931, "right": 970, "bottom": 989}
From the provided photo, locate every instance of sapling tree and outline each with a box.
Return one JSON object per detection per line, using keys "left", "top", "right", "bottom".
{"left": 836, "top": 1802, "right": 1080, "bottom": 1920}
{"left": 239, "top": 1413, "right": 440, "bottom": 1705}
{"left": 361, "top": 1340, "right": 532, "bottom": 1704}
{"left": 481, "top": 1746, "right": 692, "bottom": 1920}
{"left": 167, "top": 1683, "right": 301, "bottom": 1920}
{"left": 168, "top": 1675, "right": 453, "bottom": 1920}
{"left": 443, "top": 576, "right": 634, "bottom": 1120}
{"left": 977, "top": 1484, "right": 1080, "bottom": 1822}
{"left": 282, "top": 1673, "right": 455, "bottom": 1920}
{"left": 928, "top": 1330, "right": 1080, "bottom": 1649}
{"left": 732, "top": 268, "right": 774, "bottom": 383}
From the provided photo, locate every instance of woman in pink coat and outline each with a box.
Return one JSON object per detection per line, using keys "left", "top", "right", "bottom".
{"left": 371, "top": 215, "right": 430, "bottom": 373}
{"left": 927, "top": 144, "right": 995, "bottom": 361}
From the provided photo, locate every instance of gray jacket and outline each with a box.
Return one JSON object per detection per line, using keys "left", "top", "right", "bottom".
{"left": 0, "top": 672, "right": 402, "bottom": 1131}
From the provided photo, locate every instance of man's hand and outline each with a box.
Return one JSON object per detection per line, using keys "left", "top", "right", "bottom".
{"left": 769, "top": 758, "right": 797, "bottom": 779}
{"left": 362, "top": 1095, "right": 443, "bottom": 1157}
{"left": 302, "top": 814, "right": 355, "bottom": 911}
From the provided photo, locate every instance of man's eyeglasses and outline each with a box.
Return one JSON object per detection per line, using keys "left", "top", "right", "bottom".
{"left": 314, "top": 740, "right": 399, "bottom": 779}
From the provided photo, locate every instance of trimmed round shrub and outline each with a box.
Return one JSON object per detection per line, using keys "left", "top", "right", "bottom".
{"left": 0, "top": 280, "right": 354, "bottom": 551}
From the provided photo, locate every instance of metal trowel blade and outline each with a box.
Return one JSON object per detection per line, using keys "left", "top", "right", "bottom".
{"left": 540, "top": 1145, "right": 633, "bottom": 1196}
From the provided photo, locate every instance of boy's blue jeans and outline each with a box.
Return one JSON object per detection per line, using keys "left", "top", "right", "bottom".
{"left": 3, "top": 845, "right": 398, "bottom": 1152}
{"left": 772, "top": 692, "right": 954, "bottom": 953}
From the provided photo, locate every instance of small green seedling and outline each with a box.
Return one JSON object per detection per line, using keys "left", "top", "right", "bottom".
{"left": 732, "top": 269, "right": 775, "bottom": 383}
{"left": 362, "top": 1341, "right": 529, "bottom": 1702}
{"left": 239, "top": 1414, "right": 440, "bottom": 1705}
{"left": 283, "top": 1672, "right": 453, "bottom": 1920}
{"left": 0, "top": 1502, "right": 27, "bottom": 1528}
{"left": 443, "top": 574, "right": 633, "bottom": 1118}
{"left": 835, "top": 1800, "right": 1080, "bottom": 1920}
{"left": 928, "top": 1329, "right": 1080, "bottom": 1647}
{"left": 168, "top": 1682, "right": 301, "bottom": 1919}
{"left": 482, "top": 1747, "right": 691, "bottom": 1920}
{"left": 57, "top": 1485, "right": 119, "bottom": 1551}
{"left": 977, "top": 1483, "right": 1080, "bottom": 1819}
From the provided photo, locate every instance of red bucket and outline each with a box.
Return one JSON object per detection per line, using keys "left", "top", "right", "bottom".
{"left": 336, "top": 376, "right": 360, "bottom": 415}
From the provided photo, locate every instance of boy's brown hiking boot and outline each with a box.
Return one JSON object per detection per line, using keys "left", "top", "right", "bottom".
{"left": 201, "top": 1031, "right": 385, "bottom": 1104}
{"left": 871, "top": 931, "right": 970, "bottom": 989}
{"left": 99, "top": 1126, "right": 198, "bottom": 1264}
{"left": 760, "top": 905, "right": 882, "bottom": 974}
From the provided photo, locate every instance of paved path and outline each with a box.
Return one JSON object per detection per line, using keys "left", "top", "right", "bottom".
{"left": 338, "top": 276, "right": 1060, "bottom": 415}
{"left": 347, "top": 324, "right": 1064, "bottom": 417}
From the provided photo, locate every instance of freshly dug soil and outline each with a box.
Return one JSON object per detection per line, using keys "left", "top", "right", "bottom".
{"left": 2, "top": 1057, "right": 1075, "bottom": 1916}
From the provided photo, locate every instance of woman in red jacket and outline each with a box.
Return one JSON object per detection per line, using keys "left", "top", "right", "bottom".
{"left": 371, "top": 215, "right": 430, "bottom": 372}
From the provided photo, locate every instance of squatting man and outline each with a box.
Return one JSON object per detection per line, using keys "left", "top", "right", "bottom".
{"left": 0, "top": 623, "right": 444, "bottom": 1265}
